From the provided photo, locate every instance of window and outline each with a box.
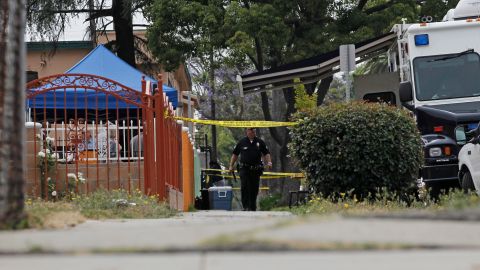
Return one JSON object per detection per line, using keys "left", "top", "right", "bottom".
{"left": 413, "top": 51, "right": 480, "bottom": 101}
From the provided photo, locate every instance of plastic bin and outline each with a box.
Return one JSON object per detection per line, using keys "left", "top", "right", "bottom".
{"left": 208, "top": 186, "right": 233, "bottom": 210}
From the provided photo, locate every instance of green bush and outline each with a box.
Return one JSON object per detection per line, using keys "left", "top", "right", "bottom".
{"left": 289, "top": 102, "right": 423, "bottom": 199}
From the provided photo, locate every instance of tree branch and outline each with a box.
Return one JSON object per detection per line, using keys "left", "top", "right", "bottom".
{"left": 42, "top": 9, "right": 95, "bottom": 14}
{"left": 254, "top": 37, "right": 263, "bottom": 71}
{"left": 357, "top": 0, "right": 369, "bottom": 11}
{"left": 37, "top": 8, "right": 113, "bottom": 21}
{"left": 316, "top": 75, "right": 333, "bottom": 106}
{"left": 246, "top": 52, "right": 259, "bottom": 70}
{"left": 85, "top": 9, "right": 113, "bottom": 21}
{"left": 364, "top": 0, "right": 426, "bottom": 14}
{"left": 364, "top": 1, "right": 396, "bottom": 14}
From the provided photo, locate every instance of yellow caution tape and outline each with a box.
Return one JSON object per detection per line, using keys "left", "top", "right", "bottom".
{"left": 207, "top": 174, "right": 289, "bottom": 181}
{"left": 263, "top": 172, "right": 305, "bottom": 178}
{"left": 232, "top": 187, "right": 270, "bottom": 190}
{"left": 172, "top": 116, "right": 298, "bottom": 128}
{"left": 202, "top": 168, "right": 304, "bottom": 179}
{"left": 207, "top": 174, "right": 295, "bottom": 180}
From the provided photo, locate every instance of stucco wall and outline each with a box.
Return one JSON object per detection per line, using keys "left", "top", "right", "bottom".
{"left": 26, "top": 48, "right": 91, "bottom": 78}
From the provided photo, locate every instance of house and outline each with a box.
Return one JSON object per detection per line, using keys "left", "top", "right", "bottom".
{"left": 26, "top": 30, "right": 192, "bottom": 95}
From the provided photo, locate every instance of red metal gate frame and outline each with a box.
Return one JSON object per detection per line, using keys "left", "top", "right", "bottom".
{"left": 26, "top": 73, "right": 158, "bottom": 198}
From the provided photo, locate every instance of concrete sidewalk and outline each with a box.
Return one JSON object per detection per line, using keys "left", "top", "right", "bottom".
{"left": 1, "top": 210, "right": 480, "bottom": 252}
{"left": 1, "top": 211, "right": 480, "bottom": 269}
{"left": 0, "top": 211, "right": 293, "bottom": 253}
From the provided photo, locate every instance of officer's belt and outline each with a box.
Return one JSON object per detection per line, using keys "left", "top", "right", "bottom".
{"left": 238, "top": 162, "right": 263, "bottom": 170}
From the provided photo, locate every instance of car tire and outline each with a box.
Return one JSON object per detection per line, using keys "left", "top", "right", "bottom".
{"left": 461, "top": 171, "right": 475, "bottom": 192}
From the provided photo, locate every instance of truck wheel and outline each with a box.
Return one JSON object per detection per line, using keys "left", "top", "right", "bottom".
{"left": 461, "top": 171, "right": 475, "bottom": 192}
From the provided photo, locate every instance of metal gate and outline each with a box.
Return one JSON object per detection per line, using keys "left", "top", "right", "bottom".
{"left": 25, "top": 73, "right": 182, "bottom": 201}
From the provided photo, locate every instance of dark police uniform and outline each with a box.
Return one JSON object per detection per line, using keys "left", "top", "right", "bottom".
{"left": 232, "top": 137, "right": 270, "bottom": 211}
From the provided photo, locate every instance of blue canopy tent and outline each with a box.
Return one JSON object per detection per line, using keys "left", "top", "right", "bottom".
{"left": 27, "top": 45, "right": 178, "bottom": 110}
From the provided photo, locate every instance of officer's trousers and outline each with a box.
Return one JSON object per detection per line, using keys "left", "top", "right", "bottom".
{"left": 239, "top": 168, "right": 261, "bottom": 211}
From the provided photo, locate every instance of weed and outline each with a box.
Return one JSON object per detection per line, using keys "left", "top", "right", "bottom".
{"left": 72, "top": 189, "right": 176, "bottom": 219}
{"left": 259, "top": 194, "right": 282, "bottom": 211}
{"left": 23, "top": 189, "right": 177, "bottom": 229}
{"left": 285, "top": 189, "right": 480, "bottom": 216}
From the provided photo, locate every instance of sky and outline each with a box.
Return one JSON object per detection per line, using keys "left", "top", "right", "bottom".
{"left": 26, "top": 12, "right": 148, "bottom": 42}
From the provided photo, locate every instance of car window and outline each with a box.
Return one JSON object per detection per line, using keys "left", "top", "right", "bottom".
{"left": 456, "top": 126, "right": 467, "bottom": 145}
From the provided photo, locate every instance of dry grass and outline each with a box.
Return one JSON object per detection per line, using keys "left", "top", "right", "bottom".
{"left": 41, "top": 211, "right": 86, "bottom": 229}
{"left": 25, "top": 200, "right": 85, "bottom": 229}
{"left": 24, "top": 189, "right": 176, "bottom": 229}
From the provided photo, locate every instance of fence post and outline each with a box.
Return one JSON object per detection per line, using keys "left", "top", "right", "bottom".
{"left": 141, "top": 78, "right": 151, "bottom": 194}
{"left": 154, "top": 75, "right": 166, "bottom": 199}
{"left": 177, "top": 121, "right": 182, "bottom": 191}
{"left": 182, "top": 127, "right": 195, "bottom": 211}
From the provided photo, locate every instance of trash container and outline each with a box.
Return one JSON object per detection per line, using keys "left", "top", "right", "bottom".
{"left": 208, "top": 186, "right": 233, "bottom": 210}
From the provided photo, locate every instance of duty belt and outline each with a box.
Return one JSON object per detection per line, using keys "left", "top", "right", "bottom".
{"left": 238, "top": 162, "right": 264, "bottom": 171}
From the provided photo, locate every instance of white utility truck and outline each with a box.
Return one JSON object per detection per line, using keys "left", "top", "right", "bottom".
{"left": 361, "top": 0, "right": 480, "bottom": 193}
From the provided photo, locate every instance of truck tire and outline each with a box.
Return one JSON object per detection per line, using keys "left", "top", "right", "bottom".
{"left": 461, "top": 171, "right": 475, "bottom": 192}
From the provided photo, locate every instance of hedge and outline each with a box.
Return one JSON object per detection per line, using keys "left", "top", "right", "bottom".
{"left": 289, "top": 102, "right": 423, "bottom": 199}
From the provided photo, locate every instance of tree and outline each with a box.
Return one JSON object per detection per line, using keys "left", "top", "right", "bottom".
{"left": 146, "top": 0, "right": 229, "bottom": 161}
{"left": 26, "top": 0, "right": 151, "bottom": 67}
{"left": 0, "top": 0, "right": 26, "bottom": 228}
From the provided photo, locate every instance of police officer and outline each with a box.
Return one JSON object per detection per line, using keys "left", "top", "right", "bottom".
{"left": 229, "top": 128, "right": 272, "bottom": 211}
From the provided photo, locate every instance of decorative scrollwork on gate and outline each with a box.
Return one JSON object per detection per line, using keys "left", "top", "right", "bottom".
{"left": 26, "top": 73, "right": 145, "bottom": 107}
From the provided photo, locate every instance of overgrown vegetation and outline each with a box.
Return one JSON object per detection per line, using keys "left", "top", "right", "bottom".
{"left": 24, "top": 200, "right": 85, "bottom": 229}
{"left": 294, "top": 79, "right": 317, "bottom": 112}
{"left": 73, "top": 189, "right": 175, "bottom": 219}
{"left": 24, "top": 189, "right": 176, "bottom": 229}
{"left": 281, "top": 189, "right": 480, "bottom": 216}
{"left": 259, "top": 194, "right": 282, "bottom": 211}
{"left": 289, "top": 102, "right": 423, "bottom": 199}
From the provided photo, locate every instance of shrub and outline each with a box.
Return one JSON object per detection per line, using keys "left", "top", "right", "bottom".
{"left": 289, "top": 102, "right": 423, "bottom": 199}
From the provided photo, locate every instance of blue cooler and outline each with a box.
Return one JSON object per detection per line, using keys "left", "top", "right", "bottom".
{"left": 208, "top": 186, "right": 233, "bottom": 210}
